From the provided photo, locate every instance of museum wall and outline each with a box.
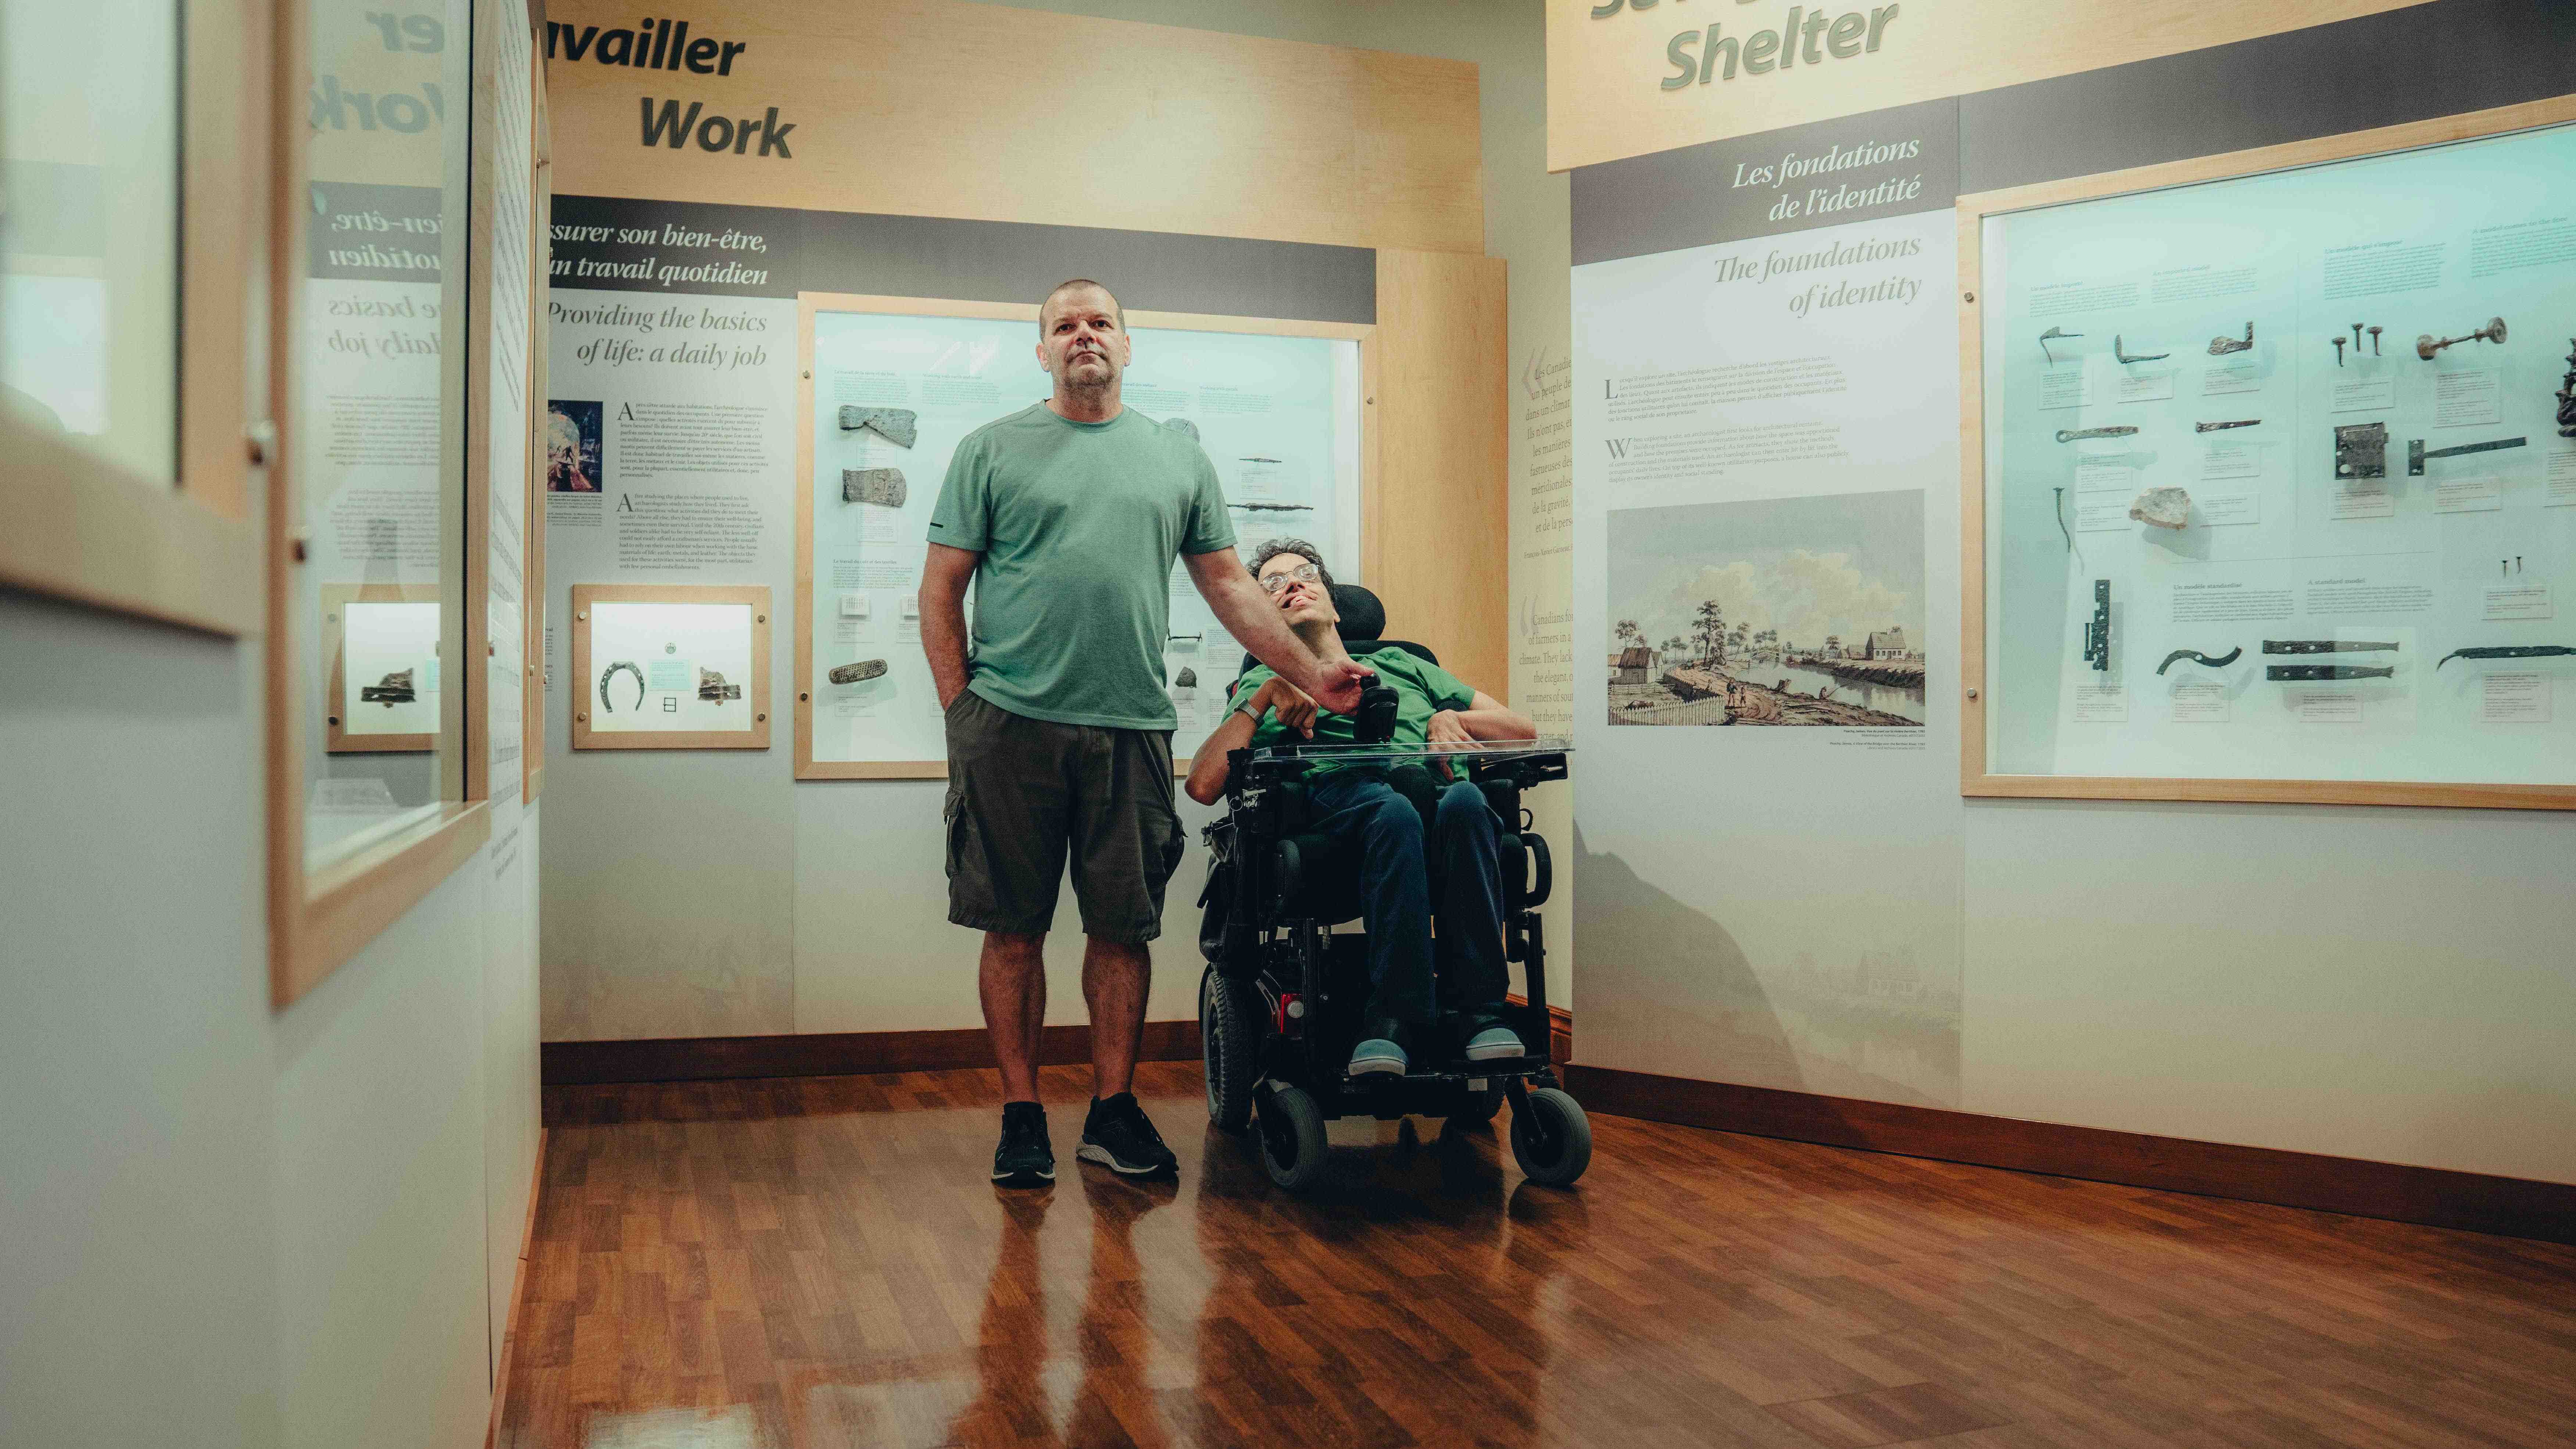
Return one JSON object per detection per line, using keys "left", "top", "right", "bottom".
{"left": 1562, "top": 0, "right": 2576, "bottom": 1184}
{"left": 536, "top": 0, "right": 1557, "bottom": 1042}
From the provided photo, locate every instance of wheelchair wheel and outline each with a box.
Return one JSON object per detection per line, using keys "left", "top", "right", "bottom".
{"left": 1200, "top": 967, "right": 1260, "bottom": 1134}
{"left": 1508, "top": 1087, "right": 1592, "bottom": 1187}
{"left": 1257, "top": 1083, "right": 1330, "bottom": 1192}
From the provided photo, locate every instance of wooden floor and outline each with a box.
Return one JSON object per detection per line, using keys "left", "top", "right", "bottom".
{"left": 502, "top": 1062, "right": 2576, "bottom": 1449}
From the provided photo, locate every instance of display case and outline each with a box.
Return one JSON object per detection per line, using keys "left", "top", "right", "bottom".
{"left": 569, "top": 584, "right": 772, "bottom": 750}
{"left": 792, "top": 295, "right": 1367, "bottom": 780}
{"left": 1961, "top": 100, "right": 2576, "bottom": 808}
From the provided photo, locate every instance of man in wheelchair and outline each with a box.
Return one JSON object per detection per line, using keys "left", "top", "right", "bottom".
{"left": 1185, "top": 540, "right": 1539, "bottom": 1078}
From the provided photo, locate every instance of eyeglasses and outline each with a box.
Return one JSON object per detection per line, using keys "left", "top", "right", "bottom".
{"left": 1257, "top": 563, "right": 1323, "bottom": 595}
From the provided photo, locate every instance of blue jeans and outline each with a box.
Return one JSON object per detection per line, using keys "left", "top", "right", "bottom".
{"left": 1306, "top": 773, "right": 1510, "bottom": 1026}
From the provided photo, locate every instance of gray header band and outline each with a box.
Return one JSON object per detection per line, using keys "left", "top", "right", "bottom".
{"left": 1573, "top": 0, "right": 2574, "bottom": 266}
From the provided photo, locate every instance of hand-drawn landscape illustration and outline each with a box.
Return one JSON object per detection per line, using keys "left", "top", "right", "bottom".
{"left": 1607, "top": 489, "right": 1928, "bottom": 727}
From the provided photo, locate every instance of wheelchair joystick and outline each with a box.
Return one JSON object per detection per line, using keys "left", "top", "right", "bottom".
{"left": 1352, "top": 680, "right": 1400, "bottom": 744}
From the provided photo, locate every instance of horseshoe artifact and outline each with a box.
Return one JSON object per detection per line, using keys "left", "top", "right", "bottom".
{"left": 2054, "top": 426, "right": 2137, "bottom": 443}
{"left": 837, "top": 406, "right": 919, "bottom": 448}
{"left": 2039, "top": 326, "right": 2083, "bottom": 365}
{"left": 2157, "top": 647, "right": 2242, "bottom": 675}
{"left": 2113, "top": 334, "right": 2168, "bottom": 365}
{"left": 2408, "top": 435, "right": 2526, "bottom": 476}
{"left": 599, "top": 660, "right": 645, "bottom": 713}
{"left": 2207, "top": 323, "right": 2253, "bottom": 356}
{"left": 2416, "top": 317, "right": 2505, "bottom": 361}
{"left": 2436, "top": 645, "right": 2576, "bottom": 670}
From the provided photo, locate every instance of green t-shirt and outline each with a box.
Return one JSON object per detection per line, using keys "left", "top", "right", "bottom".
{"left": 928, "top": 403, "right": 1235, "bottom": 729}
{"left": 1227, "top": 646, "right": 1477, "bottom": 771}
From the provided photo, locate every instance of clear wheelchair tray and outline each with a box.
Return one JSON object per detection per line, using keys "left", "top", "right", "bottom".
{"left": 1241, "top": 736, "right": 1574, "bottom": 767}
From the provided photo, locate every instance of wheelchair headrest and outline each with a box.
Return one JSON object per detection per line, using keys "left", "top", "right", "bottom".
{"left": 1331, "top": 584, "right": 1385, "bottom": 641}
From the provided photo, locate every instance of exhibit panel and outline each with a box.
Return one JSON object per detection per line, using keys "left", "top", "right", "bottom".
{"left": 324, "top": 587, "right": 443, "bottom": 754}
{"left": 570, "top": 585, "right": 771, "bottom": 749}
{"left": 795, "top": 297, "right": 1362, "bottom": 779}
{"left": 1969, "top": 111, "right": 2576, "bottom": 804}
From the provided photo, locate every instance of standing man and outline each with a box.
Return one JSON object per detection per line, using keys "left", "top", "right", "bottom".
{"left": 920, "top": 279, "right": 1371, "bottom": 1186}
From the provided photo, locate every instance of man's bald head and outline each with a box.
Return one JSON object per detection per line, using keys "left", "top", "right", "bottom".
{"left": 1039, "top": 278, "right": 1124, "bottom": 334}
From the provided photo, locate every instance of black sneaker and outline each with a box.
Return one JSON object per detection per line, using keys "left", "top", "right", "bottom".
{"left": 1078, "top": 1092, "right": 1179, "bottom": 1177}
{"left": 991, "top": 1101, "right": 1055, "bottom": 1187}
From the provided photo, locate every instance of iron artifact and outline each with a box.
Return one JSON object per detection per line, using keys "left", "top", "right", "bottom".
{"left": 2352, "top": 323, "right": 2366, "bottom": 353}
{"left": 2054, "top": 426, "right": 2137, "bottom": 443}
{"left": 2333, "top": 422, "right": 2387, "bottom": 480}
{"left": 2436, "top": 644, "right": 2576, "bottom": 670}
{"left": 842, "top": 468, "right": 909, "bottom": 507}
{"left": 827, "top": 659, "right": 887, "bottom": 685}
{"left": 697, "top": 668, "right": 741, "bottom": 703}
{"left": 2263, "top": 640, "right": 2399, "bottom": 655}
{"left": 2083, "top": 579, "right": 2111, "bottom": 672}
{"left": 1228, "top": 500, "right": 1315, "bottom": 512}
{"left": 2267, "top": 664, "right": 2395, "bottom": 681}
{"left": 2157, "top": 646, "right": 2242, "bottom": 675}
{"left": 2129, "top": 485, "right": 2192, "bottom": 530}
{"left": 359, "top": 668, "right": 417, "bottom": 705}
{"left": 2112, "top": 334, "right": 2168, "bottom": 365}
{"left": 599, "top": 660, "right": 645, "bottom": 713}
{"left": 2333, "top": 337, "right": 2346, "bottom": 368}
{"left": 2207, "top": 323, "right": 2253, "bottom": 356}
{"left": 2038, "top": 326, "right": 2083, "bottom": 365}
{"left": 1173, "top": 666, "right": 1198, "bottom": 690}
{"left": 2195, "top": 419, "right": 2261, "bottom": 433}
{"left": 837, "top": 406, "right": 919, "bottom": 448}
{"left": 2407, "top": 435, "right": 2526, "bottom": 476}
{"left": 2416, "top": 316, "right": 2505, "bottom": 361}
{"left": 2368, "top": 325, "right": 2383, "bottom": 356}
{"left": 2557, "top": 338, "right": 2575, "bottom": 438}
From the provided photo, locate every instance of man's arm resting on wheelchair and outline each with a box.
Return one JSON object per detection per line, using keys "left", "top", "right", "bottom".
{"left": 1436, "top": 691, "right": 1538, "bottom": 744}
{"left": 1183, "top": 547, "right": 1373, "bottom": 714}
{"left": 920, "top": 542, "right": 978, "bottom": 709}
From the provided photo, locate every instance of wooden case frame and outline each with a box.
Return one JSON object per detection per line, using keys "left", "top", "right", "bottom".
{"left": 570, "top": 584, "right": 775, "bottom": 751}
{"left": 1957, "top": 93, "right": 2576, "bottom": 812}
{"left": 0, "top": 0, "right": 263, "bottom": 636}
{"left": 791, "top": 292, "right": 1377, "bottom": 780}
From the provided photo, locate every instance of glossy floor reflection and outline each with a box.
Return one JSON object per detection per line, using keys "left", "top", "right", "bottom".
{"left": 507, "top": 1062, "right": 2576, "bottom": 1449}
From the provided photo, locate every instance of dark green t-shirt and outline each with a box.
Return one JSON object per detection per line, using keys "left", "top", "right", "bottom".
{"left": 1228, "top": 646, "right": 1477, "bottom": 772}
{"left": 928, "top": 404, "right": 1235, "bottom": 729}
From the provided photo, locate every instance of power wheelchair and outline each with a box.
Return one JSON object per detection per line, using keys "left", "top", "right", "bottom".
{"left": 1193, "top": 585, "right": 1588, "bottom": 1192}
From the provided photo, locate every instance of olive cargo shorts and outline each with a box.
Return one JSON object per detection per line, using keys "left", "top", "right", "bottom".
{"left": 942, "top": 689, "right": 1187, "bottom": 943}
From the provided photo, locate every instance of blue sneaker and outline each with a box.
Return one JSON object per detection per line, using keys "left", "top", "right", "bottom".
{"left": 1348, "top": 1036, "right": 1408, "bottom": 1076}
{"left": 1464, "top": 1024, "right": 1526, "bottom": 1062}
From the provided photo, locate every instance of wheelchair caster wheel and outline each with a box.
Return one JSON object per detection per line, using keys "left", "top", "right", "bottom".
{"left": 1257, "top": 1083, "right": 1329, "bottom": 1192}
{"left": 1509, "top": 1087, "right": 1592, "bottom": 1187}
{"left": 1200, "top": 967, "right": 1260, "bottom": 1134}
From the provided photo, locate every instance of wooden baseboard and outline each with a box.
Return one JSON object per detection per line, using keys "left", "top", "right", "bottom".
{"left": 1505, "top": 995, "right": 1574, "bottom": 1064}
{"left": 542, "top": 1021, "right": 1205, "bottom": 1085}
{"left": 1561, "top": 1065, "right": 2576, "bottom": 1246}
{"left": 483, "top": 1127, "right": 545, "bottom": 1449}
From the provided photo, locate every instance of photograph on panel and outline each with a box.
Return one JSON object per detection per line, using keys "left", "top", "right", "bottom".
{"left": 1606, "top": 487, "right": 1926, "bottom": 726}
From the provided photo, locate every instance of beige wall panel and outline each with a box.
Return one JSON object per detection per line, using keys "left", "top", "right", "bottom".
{"left": 1546, "top": 0, "right": 2433, "bottom": 171}
{"left": 1368, "top": 249, "right": 1510, "bottom": 699}
{"left": 545, "top": 0, "right": 1485, "bottom": 253}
